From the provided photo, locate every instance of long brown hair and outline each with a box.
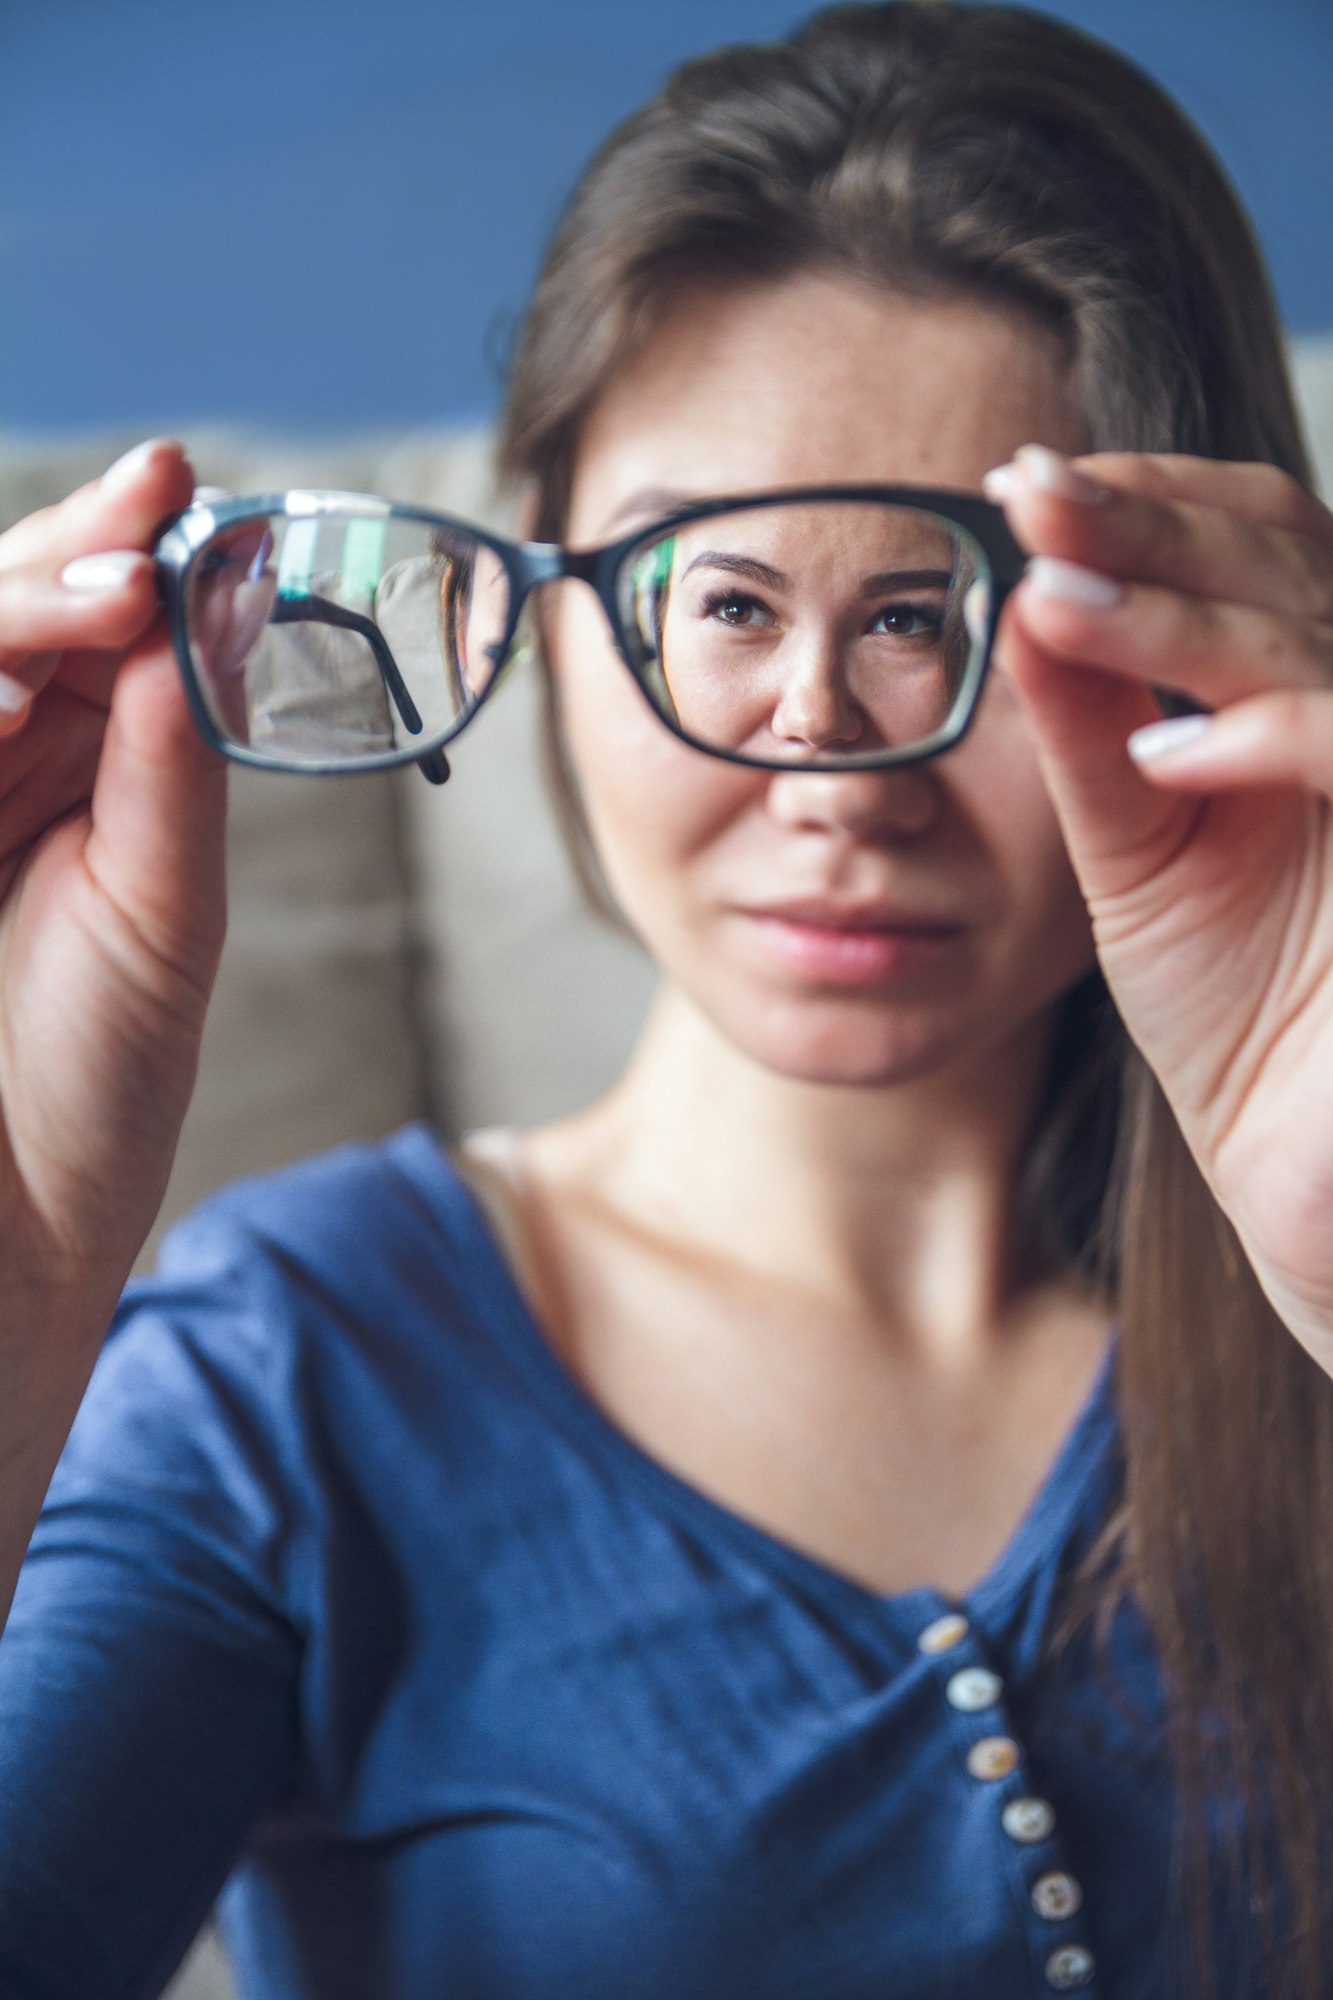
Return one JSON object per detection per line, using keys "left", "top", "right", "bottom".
{"left": 496, "top": 6, "right": 1332, "bottom": 1992}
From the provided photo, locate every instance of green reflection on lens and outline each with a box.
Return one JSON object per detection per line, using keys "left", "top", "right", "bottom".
{"left": 341, "top": 518, "right": 388, "bottom": 600}
{"left": 277, "top": 519, "right": 318, "bottom": 600}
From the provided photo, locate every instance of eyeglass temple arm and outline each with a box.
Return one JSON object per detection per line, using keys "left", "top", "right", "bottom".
{"left": 269, "top": 592, "right": 451, "bottom": 786}
{"left": 270, "top": 592, "right": 423, "bottom": 733}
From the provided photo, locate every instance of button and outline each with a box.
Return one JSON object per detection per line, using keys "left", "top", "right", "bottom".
{"left": 946, "top": 1666, "right": 1003, "bottom": 1711}
{"left": 1045, "top": 1943, "right": 1096, "bottom": 1989}
{"left": 917, "top": 1612, "right": 970, "bottom": 1654}
{"left": 1002, "top": 1796, "right": 1056, "bottom": 1844}
{"left": 1032, "top": 1872, "right": 1083, "bottom": 1920}
{"left": 966, "top": 1735, "right": 1021, "bottom": 1780}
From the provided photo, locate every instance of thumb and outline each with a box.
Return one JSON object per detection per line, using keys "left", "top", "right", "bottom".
{"left": 996, "top": 598, "right": 1198, "bottom": 904}
{"left": 84, "top": 623, "right": 230, "bottom": 987}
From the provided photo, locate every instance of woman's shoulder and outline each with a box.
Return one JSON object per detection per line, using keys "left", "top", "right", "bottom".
{"left": 49, "top": 1125, "right": 529, "bottom": 1565}
{"left": 97, "top": 1121, "right": 514, "bottom": 1455}
{"left": 152, "top": 1119, "right": 470, "bottom": 1284}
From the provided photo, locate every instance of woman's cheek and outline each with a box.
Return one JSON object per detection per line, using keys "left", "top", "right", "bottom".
{"left": 967, "top": 756, "right": 1097, "bottom": 997}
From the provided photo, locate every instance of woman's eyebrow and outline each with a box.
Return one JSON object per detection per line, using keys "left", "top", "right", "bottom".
{"left": 681, "top": 551, "right": 785, "bottom": 590}
{"left": 680, "top": 551, "right": 955, "bottom": 593}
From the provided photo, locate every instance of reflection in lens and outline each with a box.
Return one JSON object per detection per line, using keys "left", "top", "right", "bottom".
{"left": 184, "top": 509, "right": 511, "bottom": 767}
{"left": 619, "top": 501, "right": 989, "bottom": 766}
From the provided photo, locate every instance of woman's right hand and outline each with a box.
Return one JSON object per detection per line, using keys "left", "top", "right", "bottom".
{"left": 0, "top": 439, "right": 230, "bottom": 1345}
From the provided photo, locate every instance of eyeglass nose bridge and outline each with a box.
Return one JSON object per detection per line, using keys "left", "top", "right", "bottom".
{"left": 488, "top": 540, "right": 623, "bottom": 673}
{"left": 505, "top": 540, "right": 611, "bottom": 598}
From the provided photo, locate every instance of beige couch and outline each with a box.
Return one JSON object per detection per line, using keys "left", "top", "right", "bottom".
{"left": 2, "top": 333, "right": 1329, "bottom": 1998}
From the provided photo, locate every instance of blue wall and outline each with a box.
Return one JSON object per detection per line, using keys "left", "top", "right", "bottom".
{"left": 3, "top": 0, "right": 1328, "bottom": 436}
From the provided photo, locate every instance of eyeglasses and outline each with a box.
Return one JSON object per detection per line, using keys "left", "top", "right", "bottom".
{"left": 153, "top": 485, "right": 1029, "bottom": 784}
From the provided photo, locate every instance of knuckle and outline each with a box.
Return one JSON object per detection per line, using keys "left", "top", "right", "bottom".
{"left": 1291, "top": 542, "right": 1333, "bottom": 624}
{"left": 1300, "top": 616, "right": 1333, "bottom": 690}
{"left": 1117, "top": 494, "right": 1187, "bottom": 576}
{"left": 1175, "top": 591, "right": 1229, "bottom": 660}
{"left": 1252, "top": 462, "right": 1319, "bottom": 531}
{"left": 0, "top": 505, "right": 59, "bottom": 574}
{"left": 0, "top": 564, "right": 43, "bottom": 625}
{"left": 1081, "top": 452, "right": 1174, "bottom": 496}
{"left": 1245, "top": 610, "right": 1323, "bottom": 687}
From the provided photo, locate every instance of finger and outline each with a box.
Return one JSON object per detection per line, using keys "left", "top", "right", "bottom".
{"left": 0, "top": 663, "right": 46, "bottom": 740}
{"left": 994, "top": 603, "right": 1196, "bottom": 897}
{"left": 0, "top": 552, "right": 162, "bottom": 681}
{"left": 0, "top": 439, "right": 195, "bottom": 576}
{"left": 1126, "top": 689, "right": 1333, "bottom": 798}
{"left": 984, "top": 446, "right": 1333, "bottom": 623}
{"left": 1007, "top": 557, "right": 1333, "bottom": 712}
{"left": 83, "top": 628, "right": 229, "bottom": 980}
{"left": 1059, "top": 450, "right": 1326, "bottom": 536}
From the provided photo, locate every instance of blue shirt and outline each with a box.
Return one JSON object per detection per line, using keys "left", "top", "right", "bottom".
{"left": 0, "top": 1125, "right": 1271, "bottom": 1998}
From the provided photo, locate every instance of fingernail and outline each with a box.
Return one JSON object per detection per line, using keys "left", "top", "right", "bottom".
{"left": 982, "top": 464, "right": 1018, "bottom": 502}
{"left": 191, "top": 485, "right": 230, "bottom": 505}
{"left": 0, "top": 672, "right": 31, "bottom": 714}
{"left": 101, "top": 438, "right": 177, "bottom": 493}
{"left": 1014, "top": 444, "right": 1108, "bottom": 504}
{"left": 1026, "top": 557, "right": 1126, "bottom": 609}
{"left": 1127, "top": 715, "right": 1213, "bottom": 762}
{"left": 61, "top": 550, "right": 145, "bottom": 592}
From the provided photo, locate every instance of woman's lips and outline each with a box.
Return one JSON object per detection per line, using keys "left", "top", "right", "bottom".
{"left": 738, "top": 912, "right": 965, "bottom": 985}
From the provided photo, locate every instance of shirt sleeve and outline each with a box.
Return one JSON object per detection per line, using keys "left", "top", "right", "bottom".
{"left": 0, "top": 1206, "right": 307, "bottom": 2000}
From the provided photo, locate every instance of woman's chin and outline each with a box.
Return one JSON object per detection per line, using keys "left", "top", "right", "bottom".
{"left": 712, "top": 990, "right": 960, "bottom": 1091}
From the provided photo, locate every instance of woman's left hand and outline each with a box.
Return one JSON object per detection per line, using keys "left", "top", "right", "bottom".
{"left": 988, "top": 444, "right": 1333, "bottom": 1373}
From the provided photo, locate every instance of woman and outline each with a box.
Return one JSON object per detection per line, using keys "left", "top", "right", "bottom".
{"left": 1, "top": 4, "right": 1332, "bottom": 1996}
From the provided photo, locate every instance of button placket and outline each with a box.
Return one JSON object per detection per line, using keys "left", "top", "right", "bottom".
{"left": 915, "top": 1608, "right": 1099, "bottom": 1994}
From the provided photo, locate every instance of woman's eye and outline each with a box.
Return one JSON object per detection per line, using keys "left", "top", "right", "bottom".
{"left": 869, "top": 601, "right": 943, "bottom": 639}
{"left": 699, "top": 589, "right": 773, "bottom": 628}
{"left": 197, "top": 549, "right": 246, "bottom": 579}
{"left": 198, "top": 533, "right": 272, "bottom": 581}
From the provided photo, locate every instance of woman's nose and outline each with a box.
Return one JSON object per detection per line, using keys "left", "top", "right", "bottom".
{"left": 767, "top": 632, "right": 866, "bottom": 755}
{"left": 762, "top": 626, "right": 941, "bottom": 836}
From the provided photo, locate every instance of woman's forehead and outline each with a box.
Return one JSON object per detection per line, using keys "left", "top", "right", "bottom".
{"left": 566, "top": 272, "right": 1085, "bottom": 538}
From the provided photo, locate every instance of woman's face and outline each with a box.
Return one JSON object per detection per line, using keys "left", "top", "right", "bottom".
{"left": 545, "top": 270, "right": 1098, "bottom": 1087}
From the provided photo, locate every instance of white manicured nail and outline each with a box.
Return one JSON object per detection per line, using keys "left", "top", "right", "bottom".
{"left": 982, "top": 464, "right": 1018, "bottom": 502}
{"left": 0, "top": 672, "right": 31, "bottom": 713}
{"left": 1026, "top": 557, "right": 1126, "bottom": 609}
{"left": 1127, "top": 715, "right": 1213, "bottom": 762}
{"left": 101, "top": 438, "right": 174, "bottom": 492}
{"left": 61, "top": 550, "right": 144, "bottom": 592}
{"left": 1014, "top": 444, "right": 1108, "bottom": 503}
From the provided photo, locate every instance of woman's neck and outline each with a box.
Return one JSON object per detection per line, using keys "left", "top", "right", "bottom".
{"left": 531, "top": 979, "right": 1080, "bottom": 1381}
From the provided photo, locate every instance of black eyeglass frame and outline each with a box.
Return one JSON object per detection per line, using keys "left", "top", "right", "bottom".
{"left": 153, "top": 484, "right": 1031, "bottom": 783}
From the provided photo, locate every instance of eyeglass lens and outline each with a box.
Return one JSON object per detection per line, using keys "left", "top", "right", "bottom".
{"left": 619, "top": 500, "right": 991, "bottom": 766}
{"left": 184, "top": 511, "right": 511, "bottom": 767}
